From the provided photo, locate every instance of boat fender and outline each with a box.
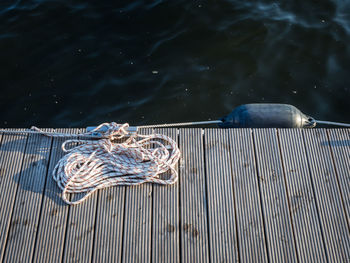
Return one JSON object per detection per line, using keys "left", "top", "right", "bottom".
{"left": 219, "top": 103, "right": 316, "bottom": 128}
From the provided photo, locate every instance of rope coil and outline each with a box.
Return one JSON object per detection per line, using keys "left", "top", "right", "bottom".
{"left": 50, "top": 123, "right": 180, "bottom": 205}
{"left": 5, "top": 123, "right": 179, "bottom": 205}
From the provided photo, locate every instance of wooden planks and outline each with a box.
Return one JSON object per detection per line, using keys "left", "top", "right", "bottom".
{"left": 0, "top": 130, "right": 28, "bottom": 262}
{"left": 253, "top": 129, "right": 298, "bottom": 262}
{"left": 303, "top": 129, "right": 350, "bottom": 262}
{"left": 3, "top": 131, "right": 52, "bottom": 262}
{"left": 278, "top": 129, "right": 327, "bottom": 262}
{"left": 33, "top": 128, "right": 78, "bottom": 263}
{"left": 229, "top": 129, "right": 268, "bottom": 262}
{"left": 122, "top": 128, "right": 153, "bottom": 263}
{"left": 204, "top": 129, "right": 238, "bottom": 262}
{"left": 327, "top": 129, "right": 350, "bottom": 227}
{"left": 0, "top": 128, "right": 349, "bottom": 263}
{"left": 179, "top": 129, "right": 209, "bottom": 263}
{"left": 92, "top": 175, "right": 126, "bottom": 262}
{"left": 62, "top": 128, "right": 99, "bottom": 263}
{"left": 152, "top": 128, "right": 179, "bottom": 263}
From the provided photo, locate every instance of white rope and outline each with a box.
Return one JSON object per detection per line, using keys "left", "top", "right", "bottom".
{"left": 0, "top": 120, "right": 222, "bottom": 137}
{"left": 52, "top": 123, "right": 180, "bottom": 205}
{"left": 316, "top": 120, "right": 350, "bottom": 128}
{"left": 138, "top": 120, "right": 222, "bottom": 128}
{"left": 0, "top": 124, "right": 111, "bottom": 139}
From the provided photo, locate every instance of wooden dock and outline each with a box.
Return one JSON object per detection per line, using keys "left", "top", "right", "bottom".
{"left": 0, "top": 128, "right": 349, "bottom": 262}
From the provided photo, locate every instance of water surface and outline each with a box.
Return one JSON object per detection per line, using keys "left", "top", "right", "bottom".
{"left": 1, "top": 0, "right": 349, "bottom": 127}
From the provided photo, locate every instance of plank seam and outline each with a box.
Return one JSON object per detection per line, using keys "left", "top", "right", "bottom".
{"left": 90, "top": 189, "right": 100, "bottom": 262}
{"left": 276, "top": 129, "right": 300, "bottom": 263}
{"left": 150, "top": 185, "right": 154, "bottom": 263}
{"left": 177, "top": 129, "right": 182, "bottom": 263}
{"left": 202, "top": 129, "right": 212, "bottom": 263}
{"left": 119, "top": 186, "right": 127, "bottom": 263}
{"left": 227, "top": 130, "right": 241, "bottom": 263}
{"left": 150, "top": 128, "right": 154, "bottom": 263}
{"left": 301, "top": 130, "right": 329, "bottom": 263}
{"left": 60, "top": 202, "right": 71, "bottom": 263}
{"left": 150, "top": 190, "right": 154, "bottom": 257}
{"left": 251, "top": 129, "right": 271, "bottom": 263}
{"left": 325, "top": 129, "right": 350, "bottom": 234}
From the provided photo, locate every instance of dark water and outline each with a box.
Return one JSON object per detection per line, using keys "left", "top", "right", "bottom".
{"left": 1, "top": 0, "right": 349, "bottom": 128}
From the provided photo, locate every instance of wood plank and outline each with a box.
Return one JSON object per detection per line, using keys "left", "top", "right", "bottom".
{"left": 122, "top": 128, "right": 153, "bottom": 263}
{"left": 179, "top": 128, "right": 209, "bottom": 263}
{"left": 152, "top": 128, "right": 179, "bottom": 263}
{"left": 33, "top": 129, "right": 78, "bottom": 262}
{"left": 327, "top": 129, "right": 350, "bottom": 226}
{"left": 228, "top": 129, "right": 268, "bottom": 262}
{"left": 204, "top": 129, "right": 238, "bottom": 262}
{"left": 3, "top": 131, "right": 52, "bottom": 262}
{"left": 253, "top": 129, "right": 298, "bottom": 262}
{"left": 92, "top": 176, "right": 126, "bottom": 262}
{"left": 62, "top": 128, "right": 98, "bottom": 263}
{"left": 0, "top": 130, "right": 28, "bottom": 262}
{"left": 303, "top": 129, "right": 350, "bottom": 262}
{"left": 278, "top": 129, "right": 327, "bottom": 262}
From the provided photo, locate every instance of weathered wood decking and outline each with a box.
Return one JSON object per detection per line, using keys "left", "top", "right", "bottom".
{"left": 0, "top": 128, "right": 349, "bottom": 262}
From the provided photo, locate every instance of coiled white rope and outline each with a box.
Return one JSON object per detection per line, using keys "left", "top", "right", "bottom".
{"left": 52, "top": 123, "right": 181, "bottom": 205}
{"left": 0, "top": 123, "right": 181, "bottom": 205}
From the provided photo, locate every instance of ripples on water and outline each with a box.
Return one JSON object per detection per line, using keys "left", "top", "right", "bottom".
{"left": 0, "top": 0, "right": 349, "bottom": 127}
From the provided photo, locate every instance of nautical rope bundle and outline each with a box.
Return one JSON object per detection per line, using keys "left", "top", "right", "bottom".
{"left": 0, "top": 123, "right": 181, "bottom": 205}
{"left": 50, "top": 123, "right": 180, "bottom": 205}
